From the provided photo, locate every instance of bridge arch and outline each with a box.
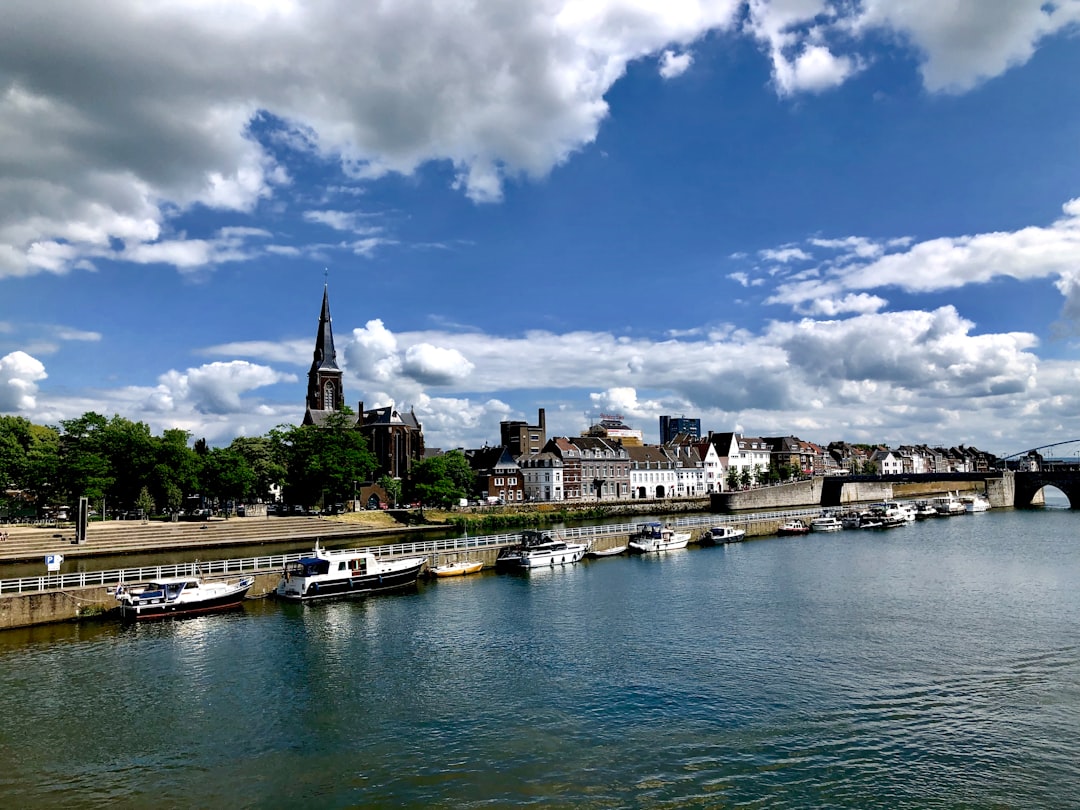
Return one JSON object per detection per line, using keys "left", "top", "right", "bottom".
{"left": 1013, "top": 472, "right": 1080, "bottom": 508}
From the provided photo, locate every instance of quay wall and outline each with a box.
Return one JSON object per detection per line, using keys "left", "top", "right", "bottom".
{"left": 711, "top": 479, "right": 899, "bottom": 512}
{"left": 2, "top": 515, "right": 804, "bottom": 630}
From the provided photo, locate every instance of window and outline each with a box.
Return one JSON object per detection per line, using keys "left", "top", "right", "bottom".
{"left": 323, "top": 381, "right": 336, "bottom": 410}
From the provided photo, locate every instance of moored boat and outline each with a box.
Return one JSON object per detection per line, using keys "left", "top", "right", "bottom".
{"left": 962, "top": 493, "right": 991, "bottom": 512}
{"left": 627, "top": 522, "right": 691, "bottom": 553}
{"left": 701, "top": 525, "right": 747, "bottom": 544}
{"left": 932, "top": 492, "right": 967, "bottom": 516}
{"left": 809, "top": 513, "right": 843, "bottom": 532}
{"left": 276, "top": 543, "right": 426, "bottom": 601}
{"left": 776, "top": 519, "right": 810, "bottom": 536}
{"left": 496, "top": 530, "right": 587, "bottom": 569}
{"left": 912, "top": 500, "right": 938, "bottom": 519}
{"left": 114, "top": 575, "right": 253, "bottom": 621}
{"left": 586, "top": 543, "right": 628, "bottom": 558}
{"left": 430, "top": 559, "right": 484, "bottom": 577}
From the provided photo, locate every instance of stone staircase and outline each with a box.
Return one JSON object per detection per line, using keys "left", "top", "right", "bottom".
{"left": 0, "top": 516, "right": 404, "bottom": 563}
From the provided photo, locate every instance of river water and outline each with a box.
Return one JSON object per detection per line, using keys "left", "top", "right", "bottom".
{"left": 2, "top": 504, "right": 1079, "bottom": 808}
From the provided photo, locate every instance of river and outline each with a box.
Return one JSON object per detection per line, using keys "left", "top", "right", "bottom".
{"left": 2, "top": 502, "right": 1079, "bottom": 808}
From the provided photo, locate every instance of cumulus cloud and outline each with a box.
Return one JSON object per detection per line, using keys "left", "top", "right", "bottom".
{"left": 854, "top": 0, "right": 1080, "bottom": 93}
{"left": 0, "top": 0, "right": 743, "bottom": 277}
{"left": 4, "top": 1, "right": 1072, "bottom": 279}
{"left": 155, "top": 360, "right": 296, "bottom": 415}
{"left": 0, "top": 350, "right": 47, "bottom": 410}
{"left": 402, "top": 343, "right": 475, "bottom": 386}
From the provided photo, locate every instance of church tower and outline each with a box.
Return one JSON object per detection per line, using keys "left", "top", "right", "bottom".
{"left": 303, "top": 284, "right": 345, "bottom": 425}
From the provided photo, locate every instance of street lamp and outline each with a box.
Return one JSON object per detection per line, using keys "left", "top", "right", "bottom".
{"left": 353, "top": 480, "right": 358, "bottom": 512}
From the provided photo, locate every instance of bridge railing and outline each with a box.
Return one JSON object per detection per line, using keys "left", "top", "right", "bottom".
{"left": 0, "top": 510, "right": 819, "bottom": 595}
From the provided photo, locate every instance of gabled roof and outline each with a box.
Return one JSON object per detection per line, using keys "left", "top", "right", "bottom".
{"left": 465, "top": 446, "right": 519, "bottom": 472}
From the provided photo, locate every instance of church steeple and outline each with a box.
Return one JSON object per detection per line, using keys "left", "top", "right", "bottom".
{"left": 305, "top": 283, "right": 344, "bottom": 416}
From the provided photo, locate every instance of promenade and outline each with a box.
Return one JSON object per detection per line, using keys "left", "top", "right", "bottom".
{"left": 0, "top": 513, "right": 434, "bottom": 565}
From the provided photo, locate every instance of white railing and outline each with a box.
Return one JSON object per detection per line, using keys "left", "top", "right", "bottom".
{"left": 0, "top": 509, "right": 820, "bottom": 595}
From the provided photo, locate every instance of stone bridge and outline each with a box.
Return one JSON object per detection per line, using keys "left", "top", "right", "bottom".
{"left": 819, "top": 470, "right": 1080, "bottom": 509}
{"left": 707, "top": 470, "right": 1080, "bottom": 513}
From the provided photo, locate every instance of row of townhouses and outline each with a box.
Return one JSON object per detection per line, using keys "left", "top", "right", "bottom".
{"left": 452, "top": 411, "right": 1000, "bottom": 504}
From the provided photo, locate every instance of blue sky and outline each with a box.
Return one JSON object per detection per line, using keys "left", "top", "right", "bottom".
{"left": 3, "top": 1, "right": 1080, "bottom": 455}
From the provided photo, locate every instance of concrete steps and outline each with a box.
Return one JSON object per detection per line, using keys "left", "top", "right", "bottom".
{"left": 0, "top": 517, "right": 393, "bottom": 563}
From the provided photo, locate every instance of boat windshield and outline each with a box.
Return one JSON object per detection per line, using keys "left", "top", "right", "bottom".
{"left": 287, "top": 559, "right": 330, "bottom": 577}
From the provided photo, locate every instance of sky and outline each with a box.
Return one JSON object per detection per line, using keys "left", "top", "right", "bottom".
{"left": 2, "top": 1, "right": 1080, "bottom": 457}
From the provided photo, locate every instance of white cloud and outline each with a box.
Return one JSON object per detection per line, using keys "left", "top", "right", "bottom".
{"left": 760, "top": 246, "right": 812, "bottom": 263}
{"left": 156, "top": 360, "right": 296, "bottom": 415}
{"left": 402, "top": 343, "right": 475, "bottom": 385}
{"left": 1, "top": 0, "right": 1076, "bottom": 279}
{"left": 854, "top": 0, "right": 1080, "bottom": 93}
{"left": 659, "top": 49, "right": 694, "bottom": 79}
{"left": 0, "top": 350, "right": 47, "bottom": 410}
{"left": 768, "top": 197, "right": 1080, "bottom": 316}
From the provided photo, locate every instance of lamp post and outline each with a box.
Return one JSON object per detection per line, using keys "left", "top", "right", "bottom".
{"left": 353, "top": 480, "right": 358, "bottom": 512}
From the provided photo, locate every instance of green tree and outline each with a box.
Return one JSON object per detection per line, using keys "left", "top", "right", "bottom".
{"left": 725, "top": 467, "right": 741, "bottom": 491}
{"left": 271, "top": 411, "right": 378, "bottom": 507}
{"left": 135, "top": 485, "right": 156, "bottom": 519}
{"left": 739, "top": 468, "right": 753, "bottom": 489}
{"left": 200, "top": 447, "right": 256, "bottom": 510}
{"left": 150, "top": 428, "right": 199, "bottom": 514}
{"left": 405, "top": 451, "right": 475, "bottom": 508}
{"left": 229, "top": 436, "right": 286, "bottom": 502}
{"left": 57, "top": 412, "right": 114, "bottom": 511}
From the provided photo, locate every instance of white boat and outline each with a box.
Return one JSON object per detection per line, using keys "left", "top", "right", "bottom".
{"left": 586, "top": 543, "right": 628, "bottom": 558}
{"left": 912, "top": 500, "right": 938, "bottom": 519}
{"left": 430, "top": 559, "right": 483, "bottom": 577}
{"left": 962, "top": 493, "right": 991, "bottom": 513}
{"left": 496, "top": 530, "right": 587, "bottom": 569}
{"left": 866, "top": 501, "right": 915, "bottom": 525}
{"left": 114, "top": 575, "right": 253, "bottom": 621}
{"left": 276, "top": 542, "right": 425, "bottom": 601}
{"left": 932, "top": 492, "right": 967, "bottom": 516}
{"left": 702, "top": 525, "right": 747, "bottom": 544}
{"left": 627, "top": 522, "right": 691, "bottom": 553}
{"left": 809, "top": 513, "right": 843, "bottom": 532}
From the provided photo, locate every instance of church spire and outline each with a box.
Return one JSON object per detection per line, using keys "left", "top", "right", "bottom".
{"left": 312, "top": 283, "right": 339, "bottom": 371}
{"left": 305, "top": 282, "right": 344, "bottom": 417}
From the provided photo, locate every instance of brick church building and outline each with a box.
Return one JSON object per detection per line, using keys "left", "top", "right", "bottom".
{"left": 302, "top": 284, "right": 424, "bottom": 479}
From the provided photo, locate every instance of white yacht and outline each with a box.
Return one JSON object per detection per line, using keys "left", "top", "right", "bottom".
{"left": 809, "top": 513, "right": 844, "bottom": 532}
{"left": 114, "top": 575, "right": 253, "bottom": 620}
{"left": 627, "top": 522, "right": 691, "bottom": 553}
{"left": 276, "top": 542, "right": 426, "bottom": 601}
{"left": 932, "top": 492, "right": 967, "bottom": 516}
{"left": 496, "top": 530, "right": 587, "bottom": 569}
{"left": 962, "top": 493, "right": 991, "bottom": 512}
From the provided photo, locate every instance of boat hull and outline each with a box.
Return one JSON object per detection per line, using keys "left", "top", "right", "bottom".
{"left": 431, "top": 561, "right": 483, "bottom": 577}
{"left": 118, "top": 581, "right": 252, "bottom": 621}
{"left": 277, "top": 558, "right": 425, "bottom": 602}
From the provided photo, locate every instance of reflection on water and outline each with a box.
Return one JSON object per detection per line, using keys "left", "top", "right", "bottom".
{"left": 2, "top": 509, "right": 1080, "bottom": 808}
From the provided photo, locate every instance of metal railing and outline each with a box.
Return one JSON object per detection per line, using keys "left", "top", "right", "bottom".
{"left": 0, "top": 510, "right": 819, "bottom": 595}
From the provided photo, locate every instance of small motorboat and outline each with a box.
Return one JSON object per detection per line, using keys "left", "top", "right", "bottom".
{"left": 627, "top": 522, "right": 691, "bottom": 553}
{"left": 809, "top": 513, "right": 843, "bottom": 532}
{"left": 114, "top": 575, "right": 253, "bottom": 621}
{"left": 776, "top": 519, "right": 810, "bottom": 536}
{"left": 586, "top": 543, "right": 627, "bottom": 558}
{"left": 496, "top": 530, "right": 587, "bottom": 569}
{"left": 430, "top": 559, "right": 483, "bottom": 577}
{"left": 701, "top": 525, "right": 747, "bottom": 544}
